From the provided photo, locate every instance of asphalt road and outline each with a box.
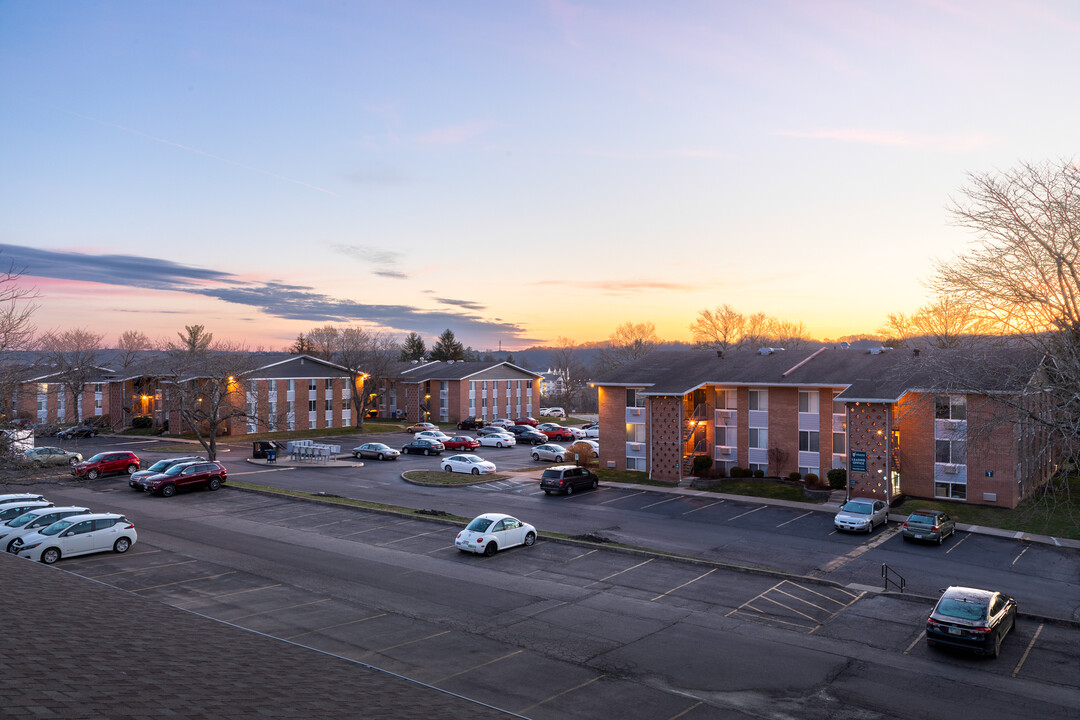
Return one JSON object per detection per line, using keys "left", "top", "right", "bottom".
{"left": 15, "top": 434, "right": 1079, "bottom": 719}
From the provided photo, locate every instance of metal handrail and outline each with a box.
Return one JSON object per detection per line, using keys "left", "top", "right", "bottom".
{"left": 881, "top": 563, "right": 906, "bottom": 592}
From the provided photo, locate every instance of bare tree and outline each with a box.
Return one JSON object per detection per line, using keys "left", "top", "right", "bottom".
{"left": 929, "top": 158, "right": 1080, "bottom": 512}
{"left": 690, "top": 304, "right": 745, "bottom": 350}
{"left": 880, "top": 295, "right": 988, "bottom": 348}
{"left": 771, "top": 320, "right": 813, "bottom": 350}
{"left": 0, "top": 260, "right": 38, "bottom": 427}
{"left": 549, "top": 337, "right": 590, "bottom": 411}
{"left": 597, "top": 321, "right": 659, "bottom": 372}
{"left": 116, "top": 330, "right": 152, "bottom": 368}
{"left": 305, "top": 324, "right": 340, "bottom": 361}
{"left": 741, "top": 312, "right": 777, "bottom": 349}
{"left": 331, "top": 327, "right": 399, "bottom": 429}
{"left": 38, "top": 328, "right": 105, "bottom": 423}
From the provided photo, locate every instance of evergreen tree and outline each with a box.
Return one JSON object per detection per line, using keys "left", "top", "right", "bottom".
{"left": 399, "top": 332, "right": 427, "bottom": 361}
{"left": 291, "top": 333, "right": 311, "bottom": 355}
{"left": 429, "top": 329, "right": 465, "bottom": 361}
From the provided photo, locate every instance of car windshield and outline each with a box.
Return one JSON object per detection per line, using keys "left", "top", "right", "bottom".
{"left": 163, "top": 464, "right": 189, "bottom": 476}
{"left": 85, "top": 453, "right": 106, "bottom": 463}
{"left": 841, "top": 501, "right": 872, "bottom": 515}
{"left": 909, "top": 512, "right": 936, "bottom": 522}
{"left": 147, "top": 460, "right": 172, "bottom": 472}
{"left": 7, "top": 512, "right": 39, "bottom": 528}
{"left": 466, "top": 517, "right": 494, "bottom": 533}
{"left": 936, "top": 598, "right": 988, "bottom": 622}
{"left": 41, "top": 519, "right": 75, "bottom": 536}
{"left": 369, "top": 444, "right": 389, "bottom": 451}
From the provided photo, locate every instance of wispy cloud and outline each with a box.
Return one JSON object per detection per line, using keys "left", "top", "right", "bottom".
{"left": 329, "top": 243, "right": 407, "bottom": 279}
{"left": 416, "top": 120, "right": 495, "bottom": 146}
{"left": 57, "top": 107, "right": 339, "bottom": 196}
{"left": 0, "top": 243, "right": 525, "bottom": 339}
{"left": 774, "top": 128, "right": 996, "bottom": 152}
{"left": 533, "top": 278, "right": 692, "bottom": 294}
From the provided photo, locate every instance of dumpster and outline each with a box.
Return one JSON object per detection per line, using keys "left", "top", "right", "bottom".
{"left": 252, "top": 441, "right": 275, "bottom": 459}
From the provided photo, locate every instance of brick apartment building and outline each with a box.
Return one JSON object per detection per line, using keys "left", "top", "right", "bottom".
{"left": 384, "top": 360, "right": 543, "bottom": 425}
{"left": 593, "top": 346, "right": 1052, "bottom": 509}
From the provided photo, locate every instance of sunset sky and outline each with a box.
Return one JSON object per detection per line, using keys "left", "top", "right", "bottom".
{"left": 2, "top": 1, "right": 1078, "bottom": 352}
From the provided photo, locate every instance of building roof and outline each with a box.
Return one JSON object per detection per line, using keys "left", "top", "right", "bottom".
{"left": 396, "top": 360, "right": 542, "bottom": 382}
{"left": 595, "top": 346, "right": 1043, "bottom": 401}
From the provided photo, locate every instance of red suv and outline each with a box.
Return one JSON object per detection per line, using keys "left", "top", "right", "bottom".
{"left": 136, "top": 461, "right": 227, "bottom": 497}
{"left": 71, "top": 452, "right": 141, "bottom": 480}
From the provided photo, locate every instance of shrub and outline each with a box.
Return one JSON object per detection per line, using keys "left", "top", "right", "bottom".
{"left": 691, "top": 455, "right": 713, "bottom": 476}
{"left": 788, "top": 471, "right": 802, "bottom": 481}
{"left": 753, "top": 469, "right": 764, "bottom": 478}
{"left": 132, "top": 415, "right": 153, "bottom": 429}
{"left": 713, "top": 465, "right": 727, "bottom": 478}
{"left": 730, "top": 465, "right": 744, "bottom": 478}
{"left": 804, "top": 473, "right": 820, "bottom": 486}
{"left": 827, "top": 468, "right": 847, "bottom": 490}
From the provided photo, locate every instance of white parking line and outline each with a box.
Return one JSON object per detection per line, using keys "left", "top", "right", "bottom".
{"left": 776, "top": 511, "right": 813, "bottom": 528}
{"left": 1012, "top": 623, "right": 1044, "bottom": 678}
{"left": 1010, "top": 545, "right": 1031, "bottom": 567}
{"left": 728, "top": 505, "right": 767, "bottom": 521}
{"left": 682, "top": 500, "right": 724, "bottom": 515}
{"left": 641, "top": 496, "right": 680, "bottom": 510}
{"left": 599, "top": 490, "right": 645, "bottom": 505}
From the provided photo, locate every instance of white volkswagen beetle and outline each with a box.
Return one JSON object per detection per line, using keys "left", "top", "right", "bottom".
{"left": 455, "top": 513, "right": 536, "bottom": 556}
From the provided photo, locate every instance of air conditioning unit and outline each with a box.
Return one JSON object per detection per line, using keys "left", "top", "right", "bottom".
{"left": 717, "top": 447, "right": 731, "bottom": 456}
{"left": 943, "top": 464, "right": 958, "bottom": 475}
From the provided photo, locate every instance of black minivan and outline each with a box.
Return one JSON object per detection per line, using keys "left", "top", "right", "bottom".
{"left": 540, "top": 465, "right": 599, "bottom": 495}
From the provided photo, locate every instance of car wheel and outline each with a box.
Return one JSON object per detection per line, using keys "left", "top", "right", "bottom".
{"left": 41, "top": 547, "right": 60, "bottom": 565}
{"left": 126, "top": 464, "right": 137, "bottom": 475}
{"left": 69, "top": 457, "right": 79, "bottom": 466}
{"left": 566, "top": 484, "right": 574, "bottom": 495}
{"left": 114, "top": 537, "right": 131, "bottom": 553}
{"left": 443, "top": 465, "right": 452, "bottom": 472}
{"left": 555, "top": 455, "right": 564, "bottom": 462}
{"left": 87, "top": 469, "right": 99, "bottom": 480}
{"left": 208, "top": 477, "right": 221, "bottom": 491}
{"left": 936, "top": 533, "right": 943, "bottom": 545}
{"left": 6, "top": 539, "right": 16, "bottom": 553}
{"left": 990, "top": 632, "right": 1002, "bottom": 659}
{"left": 902, "top": 534, "right": 910, "bottom": 542}
{"left": 496, "top": 442, "right": 504, "bottom": 448}
{"left": 591, "top": 478, "right": 599, "bottom": 490}
{"left": 160, "top": 484, "right": 177, "bottom": 498}
{"left": 471, "top": 468, "right": 480, "bottom": 475}
{"left": 353, "top": 452, "right": 362, "bottom": 459}
{"left": 377, "top": 453, "right": 385, "bottom": 461}
{"left": 524, "top": 532, "right": 536, "bottom": 547}
{"left": 866, "top": 522, "right": 874, "bottom": 534}
{"left": 543, "top": 490, "right": 551, "bottom": 495}
{"left": 423, "top": 449, "right": 430, "bottom": 456}
{"left": 532, "top": 453, "right": 540, "bottom": 461}
{"left": 483, "top": 541, "right": 498, "bottom": 557}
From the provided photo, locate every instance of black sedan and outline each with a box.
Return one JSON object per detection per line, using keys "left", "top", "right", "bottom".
{"left": 401, "top": 438, "right": 445, "bottom": 456}
{"left": 506, "top": 425, "right": 548, "bottom": 445}
{"left": 457, "top": 416, "right": 486, "bottom": 430}
{"left": 926, "top": 586, "right": 1017, "bottom": 658}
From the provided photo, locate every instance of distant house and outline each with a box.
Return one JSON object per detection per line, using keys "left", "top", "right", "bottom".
{"left": 386, "top": 360, "right": 543, "bottom": 424}
{"left": 593, "top": 346, "right": 1053, "bottom": 509}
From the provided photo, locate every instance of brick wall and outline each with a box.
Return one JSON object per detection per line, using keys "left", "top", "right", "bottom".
{"left": 896, "top": 393, "right": 934, "bottom": 501}
{"left": 597, "top": 386, "right": 625, "bottom": 471}
{"left": 769, "top": 387, "right": 798, "bottom": 477}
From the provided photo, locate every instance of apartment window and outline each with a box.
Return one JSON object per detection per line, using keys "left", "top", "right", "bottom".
{"left": 481, "top": 398, "right": 487, "bottom": 408}
{"left": 626, "top": 389, "right": 636, "bottom": 407}
{"left": 342, "top": 397, "right": 351, "bottom": 410}
{"left": 308, "top": 379, "right": 317, "bottom": 391}
{"left": 248, "top": 380, "right": 258, "bottom": 393}
{"left": 799, "top": 431, "right": 819, "bottom": 452}
{"left": 482, "top": 381, "right": 487, "bottom": 391}
{"left": 748, "top": 390, "right": 767, "bottom": 411}
{"left": 936, "top": 439, "right": 967, "bottom": 464}
{"left": 95, "top": 398, "right": 102, "bottom": 409}
{"left": 749, "top": 462, "right": 767, "bottom": 474}
{"left": 93, "top": 383, "right": 103, "bottom": 393}
{"left": 308, "top": 400, "right": 317, "bottom": 412}
{"left": 506, "top": 380, "right": 511, "bottom": 390}
{"left": 716, "top": 389, "right": 734, "bottom": 409}
{"left": 799, "top": 466, "right": 820, "bottom": 477}
{"left": 325, "top": 399, "right": 333, "bottom": 412}
{"left": 626, "top": 424, "right": 646, "bottom": 443}
{"left": 715, "top": 426, "right": 729, "bottom": 446}
{"left": 833, "top": 432, "right": 846, "bottom": 454}
{"left": 798, "top": 391, "right": 819, "bottom": 414}
{"left": 325, "top": 378, "right": 333, "bottom": 390}
{"left": 526, "top": 380, "right": 532, "bottom": 390}
{"left": 626, "top": 457, "right": 645, "bottom": 471}
{"left": 749, "top": 428, "right": 768, "bottom": 449}
{"left": 935, "top": 395, "right": 966, "bottom": 420}
{"left": 286, "top": 400, "right": 294, "bottom": 415}
{"left": 287, "top": 379, "right": 295, "bottom": 392}
{"left": 935, "top": 482, "right": 967, "bottom": 500}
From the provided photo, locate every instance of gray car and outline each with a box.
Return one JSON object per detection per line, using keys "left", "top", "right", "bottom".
{"left": 22, "top": 446, "right": 83, "bottom": 467}
{"left": 902, "top": 509, "right": 956, "bottom": 544}
{"left": 833, "top": 497, "right": 889, "bottom": 533}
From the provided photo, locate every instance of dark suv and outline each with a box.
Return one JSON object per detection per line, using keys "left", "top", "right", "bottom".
{"left": 457, "top": 416, "right": 486, "bottom": 430}
{"left": 540, "top": 465, "right": 599, "bottom": 495}
{"left": 137, "top": 461, "right": 227, "bottom": 497}
{"left": 71, "top": 452, "right": 141, "bottom": 480}
{"left": 129, "top": 456, "right": 204, "bottom": 489}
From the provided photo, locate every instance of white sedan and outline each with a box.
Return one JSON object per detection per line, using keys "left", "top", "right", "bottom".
{"left": 12, "top": 512, "right": 137, "bottom": 564}
{"left": 478, "top": 432, "right": 516, "bottom": 448}
{"left": 531, "top": 443, "right": 568, "bottom": 462}
{"left": 414, "top": 430, "right": 453, "bottom": 442}
{"left": 442, "top": 454, "right": 497, "bottom": 475}
{"left": 581, "top": 423, "right": 600, "bottom": 438}
{"left": 455, "top": 513, "right": 536, "bottom": 556}
{"left": 566, "top": 426, "right": 587, "bottom": 440}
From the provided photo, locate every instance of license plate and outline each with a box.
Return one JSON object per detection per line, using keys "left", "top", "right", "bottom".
{"left": 948, "top": 627, "right": 963, "bottom": 635}
{"left": 914, "top": 534, "right": 923, "bottom": 539}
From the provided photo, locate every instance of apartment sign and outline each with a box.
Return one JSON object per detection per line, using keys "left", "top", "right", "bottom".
{"left": 849, "top": 450, "right": 867, "bottom": 473}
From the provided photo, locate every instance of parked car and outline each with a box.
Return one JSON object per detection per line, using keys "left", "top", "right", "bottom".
{"left": 443, "top": 436, "right": 481, "bottom": 451}
{"left": 507, "top": 426, "right": 547, "bottom": 445}
{"left": 129, "top": 456, "right": 204, "bottom": 488}
{"left": 0, "top": 493, "right": 47, "bottom": 506}
{"left": 540, "top": 407, "right": 565, "bottom": 418}
{"left": 442, "top": 454, "right": 497, "bottom": 475}
{"left": 352, "top": 443, "right": 400, "bottom": 461}
{"left": 537, "top": 423, "right": 575, "bottom": 442}
{"left": 57, "top": 425, "right": 98, "bottom": 439}
{"left": 926, "top": 586, "right": 1017, "bottom": 658}
{"left": 571, "top": 439, "right": 599, "bottom": 457}
{"left": 71, "top": 451, "right": 141, "bottom": 480}
{"left": 22, "top": 446, "right": 83, "bottom": 467}
{"left": 455, "top": 513, "right": 536, "bottom": 556}
{"left": 405, "top": 422, "right": 438, "bottom": 434}
{"left": 476, "top": 425, "right": 509, "bottom": 436}
{"left": 457, "top": 416, "right": 486, "bottom": 430}
{"left": 489, "top": 418, "right": 515, "bottom": 429}
{"left": 0, "top": 506, "right": 91, "bottom": 553}
{"left": 565, "top": 426, "right": 587, "bottom": 440}
{"left": 833, "top": 497, "right": 889, "bottom": 533}
{"left": 540, "top": 465, "right": 599, "bottom": 495}
{"left": 478, "top": 433, "right": 516, "bottom": 448}
{"left": 0, "top": 501, "right": 54, "bottom": 523}
{"left": 137, "top": 461, "right": 227, "bottom": 496}
{"left": 532, "top": 444, "right": 568, "bottom": 462}
{"left": 414, "top": 430, "right": 453, "bottom": 442}
{"left": 513, "top": 417, "right": 539, "bottom": 427}
{"left": 12, "top": 512, "right": 137, "bottom": 564}
{"left": 903, "top": 509, "right": 956, "bottom": 544}
{"left": 581, "top": 423, "right": 600, "bottom": 438}
{"left": 401, "top": 438, "right": 445, "bottom": 456}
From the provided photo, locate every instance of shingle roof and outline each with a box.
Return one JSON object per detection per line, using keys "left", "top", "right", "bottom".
{"left": 396, "top": 360, "right": 542, "bottom": 382}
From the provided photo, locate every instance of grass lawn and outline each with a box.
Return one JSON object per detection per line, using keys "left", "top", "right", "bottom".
{"left": 403, "top": 470, "right": 512, "bottom": 486}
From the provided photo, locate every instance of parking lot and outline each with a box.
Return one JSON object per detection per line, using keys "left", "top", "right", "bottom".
{"left": 28, "top": 478, "right": 1080, "bottom": 720}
